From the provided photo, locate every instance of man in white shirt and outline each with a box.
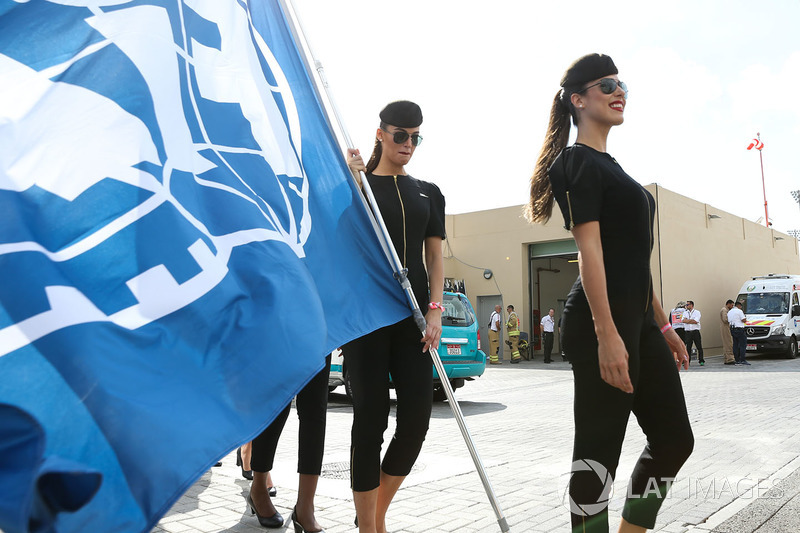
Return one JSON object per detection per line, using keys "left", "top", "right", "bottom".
{"left": 541, "top": 308, "right": 556, "bottom": 364}
{"left": 727, "top": 300, "right": 749, "bottom": 365}
{"left": 682, "top": 300, "right": 704, "bottom": 365}
{"left": 488, "top": 305, "right": 502, "bottom": 365}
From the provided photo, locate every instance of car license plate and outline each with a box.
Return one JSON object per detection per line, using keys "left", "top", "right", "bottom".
{"left": 746, "top": 344, "right": 757, "bottom": 351}
{"left": 446, "top": 344, "right": 461, "bottom": 355}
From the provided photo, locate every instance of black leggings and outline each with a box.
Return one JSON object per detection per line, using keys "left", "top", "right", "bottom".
{"left": 251, "top": 354, "right": 331, "bottom": 475}
{"left": 344, "top": 316, "right": 433, "bottom": 492}
{"left": 566, "top": 309, "right": 694, "bottom": 532}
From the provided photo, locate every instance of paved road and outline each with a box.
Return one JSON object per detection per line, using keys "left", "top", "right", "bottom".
{"left": 154, "top": 349, "right": 800, "bottom": 533}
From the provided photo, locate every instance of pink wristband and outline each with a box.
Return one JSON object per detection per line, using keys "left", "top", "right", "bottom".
{"left": 660, "top": 323, "right": 672, "bottom": 334}
{"left": 428, "top": 302, "right": 444, "bottom": 312}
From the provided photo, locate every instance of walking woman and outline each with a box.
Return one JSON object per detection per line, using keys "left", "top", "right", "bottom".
{"left": 246, "top": 353, "right": 331, "bottom": 532}
{"left": 345, "top": 100, "right": 445, "bottom": 533}
{"left": 526, "top": 54, "right": 694, "bottom": 532}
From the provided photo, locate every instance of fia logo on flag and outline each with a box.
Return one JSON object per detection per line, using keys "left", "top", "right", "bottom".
{"left": 0, "top": 1, "right": 311, "bottom": 356}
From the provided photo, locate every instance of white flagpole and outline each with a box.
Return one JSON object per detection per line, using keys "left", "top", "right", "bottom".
{"left": 276, "top": 1, "right": 510, "bottom": 530}
{"left": 756, "top": 133, "right": 769, "bottom": 227}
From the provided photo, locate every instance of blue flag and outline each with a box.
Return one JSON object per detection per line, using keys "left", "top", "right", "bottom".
{"left": 0, "top": 1, "right": 410, "bottom": 532}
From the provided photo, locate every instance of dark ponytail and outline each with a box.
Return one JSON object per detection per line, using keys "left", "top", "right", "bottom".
{"left": 365, "top": 121, "right": 388, "bottom": 175}
{"left": 365, "top": 138, "right": 382, "bottom": 175}
{"left": 524, "top": 90, "right": 575, "bottom": 224}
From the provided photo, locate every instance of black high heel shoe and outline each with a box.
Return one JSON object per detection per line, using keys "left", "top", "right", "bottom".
{"left": 246, "top": 494, "right": 284, "bottom": 528}
{"left": 291, "top": 508, "right": 325, "bottom": 533}
{"left": 236, "top": 448, "right": 253, "bottom": 480}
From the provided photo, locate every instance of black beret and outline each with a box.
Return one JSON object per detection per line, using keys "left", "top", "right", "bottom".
{"left": 560, "top": 53, "right": 618, "bottom": 88}
{"left": 379, "top": 100, "right": 423, "bottom": 128}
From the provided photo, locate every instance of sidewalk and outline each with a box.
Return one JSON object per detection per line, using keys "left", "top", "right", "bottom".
{"left": 154, "top": 348, "right": 800, "bottom": 532}
{"left": 692, "top": 456, "right": 800, "bottom": 533}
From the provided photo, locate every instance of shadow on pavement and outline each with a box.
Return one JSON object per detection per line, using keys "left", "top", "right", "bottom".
{"left": 218, "top": 478, "right": 261, "bottom": 532}
{"left": 487, "top": 360, "right": 573, "bottom": 371}
{"left": 430, "top": 400, "right": 507, "bottom": 418}
{"left": 326, "top": 391, "right": 353, "bottom": 407}
{"left": 685, "top": 354, "right": 800, "bottom": 372}
{"left": 328, "top": 391, "right": 507, "bottom": 418}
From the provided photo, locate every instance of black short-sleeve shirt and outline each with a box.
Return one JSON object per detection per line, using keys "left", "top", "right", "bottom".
{"left": 367, "top": 173, "right": 446, "bottom": 311}
{"left": 548, "top": 144, "right": 655, "bottom": 314}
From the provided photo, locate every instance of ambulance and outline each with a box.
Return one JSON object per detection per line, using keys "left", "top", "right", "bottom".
{"left": 735, "top": 274, "right": 800, "bottom": 359}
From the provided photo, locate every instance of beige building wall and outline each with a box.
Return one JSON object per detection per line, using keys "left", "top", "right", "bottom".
{"left": 443, "top": 185, "right": 800, "bottom": 353}
{"left": 652, "top": 185, "right": 800, "bottom": 348}
{"left": 443, "top": 204, "right": 573, "bottom": 343}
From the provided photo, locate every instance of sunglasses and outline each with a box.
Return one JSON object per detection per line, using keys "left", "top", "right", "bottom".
{"left": 382, "top": 128, "right": 423, "bottom": 147}
{"left": 579, "top": 78, "right": 628, "bottom": 98}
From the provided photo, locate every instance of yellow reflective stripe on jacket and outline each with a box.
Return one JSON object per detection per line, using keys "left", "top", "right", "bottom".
{"left": 506, "top": 312, "right": 519, "bottom": 335}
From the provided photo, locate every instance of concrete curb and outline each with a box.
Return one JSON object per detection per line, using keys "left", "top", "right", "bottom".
{"left": 687, "top": 455, "right": 800, "bottom": 532}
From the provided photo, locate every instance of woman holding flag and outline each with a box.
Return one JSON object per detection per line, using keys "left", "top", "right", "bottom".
{"left": 526, "top": 54, "right": 694, "bottom": 532}
{"left": 345, "top": 100, "right": 446, "bottom": 533}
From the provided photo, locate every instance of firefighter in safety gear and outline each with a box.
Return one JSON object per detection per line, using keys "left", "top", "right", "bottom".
{"left": 506, "top": 305, "right": 522, "bottom": 364}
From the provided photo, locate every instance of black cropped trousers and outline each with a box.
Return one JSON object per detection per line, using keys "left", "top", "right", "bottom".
{"left": 251, "top": 353, "right": 331, "bottom": 475}
{"left": 344, "top": 316, "right": 433, "bottom": 492}
{"left": 564, "top": 306, "right": 694, "bottom": 532}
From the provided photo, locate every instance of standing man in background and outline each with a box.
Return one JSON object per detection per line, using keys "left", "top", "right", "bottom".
{"left": 720, "top": 300, "right": 735, "bottom": 365}
{"left": 506, "top": 305, "right": 522, "bottom": 364}
{"left": 488, "top": 305, "right": 502, "bottom": 365}
{"left": 541, "top": 308, "right": 556, "bottom": 364}
{"left": 683, "top": 300, "right": 705, "bottom": 366}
